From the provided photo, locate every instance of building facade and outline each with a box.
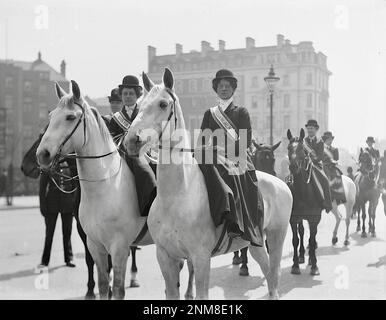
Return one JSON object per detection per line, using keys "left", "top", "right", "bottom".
{"left": 0, "top": 52, "right": 69, "bottom": 194}
{"left": 147, "top": 35, "right": 331, "bottom": 177}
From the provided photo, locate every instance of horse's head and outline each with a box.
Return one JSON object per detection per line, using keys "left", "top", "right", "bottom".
{"left": 124, "top": 68, "right": 179, "bottom": 156}
{"left": 36, "top": 80, "right": 86, "bottom": 169}
{"left": 286, "top": 128, "right": 306, "bottom": 175}
{"left": 252, "top": 140, "right": 280, "bottom": 175}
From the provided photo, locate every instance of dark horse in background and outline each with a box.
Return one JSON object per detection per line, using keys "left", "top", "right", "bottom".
{"left": 379, "top": 152, "right": 386, "bottom": 217}
{"left": 232, "top": 140, "right": 281, "bottom": 276}
{"left": 354, "top": 148, "right": 381, "bottom": 238}
{"left": 286, "top": 129, "right": 323, "bottom": 276}
{"left": 21, "top": 134, "right": 139, "bottom": 299}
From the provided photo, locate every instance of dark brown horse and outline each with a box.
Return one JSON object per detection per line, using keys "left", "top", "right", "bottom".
{"left": 354, "top": 148, "right": 381, "bottom": 237}
{"left": 21, "top": 134, "right": 139, "bottom": 299}
{"left": 379, "top": 154, "right": 386, "bottom": 217}
{"left": 286, "top": 129, "right": 323, "bottom": 276}
{"left": 232, "top": 140, "right": 281, "bottom": 276}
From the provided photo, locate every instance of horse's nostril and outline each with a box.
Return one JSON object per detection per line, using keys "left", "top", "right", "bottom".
{"left": 43, "top": 149, "right": 50, "bottom": 159}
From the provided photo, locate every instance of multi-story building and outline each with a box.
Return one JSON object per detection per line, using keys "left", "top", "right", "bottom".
{"left": 147, "top": 35, "right": 331, "bottom": 177}
{"left": 0, "top": 52, "right": 69, "bottom": 194}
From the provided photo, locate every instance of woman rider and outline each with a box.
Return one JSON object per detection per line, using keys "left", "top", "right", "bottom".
{"left": 197, "top": 69, "right": 264, "bottom": 247}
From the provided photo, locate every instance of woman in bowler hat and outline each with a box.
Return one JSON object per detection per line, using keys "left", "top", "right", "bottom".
{"left": 197, "top": 69, "right": 264, "bottom": 247}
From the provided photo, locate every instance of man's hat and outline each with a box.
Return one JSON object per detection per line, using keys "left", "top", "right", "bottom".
{"left": 322, "top": 131, "right": 334, "bottom": 142}
{"left": 305, "top": 119, "right": 319, "bottom": 129}
{"left": 366, "top": 136, "right": 375, "bottom": 144}
{"left": 118, "top": 75, "right": 142, "bottom": 93}
{"left": 213, "top": 69, "right": 237, "bottom": 82}
{"left": 108, "top": 88, "right": 121, "bottom": 103}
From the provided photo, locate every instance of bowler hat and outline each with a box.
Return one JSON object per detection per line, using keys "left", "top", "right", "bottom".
{"left": 118, "top": 75, "right": 142, "bottom": 92}
{"left": 322, "top": 131, "right": 334, "bottom": 142}
{"left": 366, "top": 136, "right": 375, "bottom": 144}
{"left": 108, "top": 88, "right": 121, "bottom": 103}
{"left": 213, "top": 69, "right": 237, "bottom": 82}
{"left": 305, "top": 119, "right": 319, "bottom": 129}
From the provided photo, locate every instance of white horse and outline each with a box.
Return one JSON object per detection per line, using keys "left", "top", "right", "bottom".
{"left": 331, "top": 175, "right": 357, "bottom": 246}
{"left": 124, "top": 68, "right": 293, "bottom": 300}
{"left": 36, "top": 81, "right": 155, "bottom": 299}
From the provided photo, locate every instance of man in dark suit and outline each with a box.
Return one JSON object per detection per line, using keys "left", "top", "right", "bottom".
{"left": 39, "top": 160, "right": 77, "bottom": 268}
{"left": 304, "top": 119, "right": 333, "bottom": 212}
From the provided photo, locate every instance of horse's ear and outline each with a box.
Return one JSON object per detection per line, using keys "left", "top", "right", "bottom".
{"left": 300, "top": 128, "right": 305, "bottom": 141}
{"left": 55, "top": 82, "right": 66, "bottom": 100}
{"left": 272, "top": 141, "right": 281, "bottom": 151}
{"left": 142, "top": 72, "right": 154, "bottom": 92}
{"left": 71, "top": 80, "right": 81, "bottom": 100}
{"left": 287, "top": 129, "right": 293, "bottom": 141}
{"left": 360, "top": 147, "right": 363, "bottom": 154}
{"left": 163, "top": 68, "right": 174, "bottom": 90}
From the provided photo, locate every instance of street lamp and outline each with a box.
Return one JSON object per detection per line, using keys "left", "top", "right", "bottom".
{"left": 264, "top": 64, "right": 280, "bottom": 146}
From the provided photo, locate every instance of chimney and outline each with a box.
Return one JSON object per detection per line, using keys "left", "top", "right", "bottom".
{"left": 38, "top": 51, "right": 42, "bottom": 61}
{"left": 175, "top": 43, "right": 183, "bottom": 57}
{"left": 60, "top": 60, "right": 66, "bottom": 77}
{"left": 148, "top": 45, "right": 156, "bottom": 61}
{"left": 277, "top": 34, "right": 284, "bottom": 48}
{"left": 246, "top": 37, "right": 255, "bottom": 50}
{"left": 219, "top": 40, "right": 226, "bottom": 53}
{"left": 201, "top": 41, "right": 212, "bottom": 56}
{"left": 285, "top": 39, "right": 291, "bottom": 46}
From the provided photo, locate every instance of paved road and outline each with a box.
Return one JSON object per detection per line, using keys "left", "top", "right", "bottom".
{"left": 0, "top": 197, "right": 385, "bottom": 300}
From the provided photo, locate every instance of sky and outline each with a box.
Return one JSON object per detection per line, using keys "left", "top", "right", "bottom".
{"left": 0, "top": 0, "right": 385, "bottom": 152}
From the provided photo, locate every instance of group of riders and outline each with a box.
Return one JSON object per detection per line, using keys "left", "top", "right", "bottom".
{"left": 27, "top": 67, "right": 384, "bottom": 274}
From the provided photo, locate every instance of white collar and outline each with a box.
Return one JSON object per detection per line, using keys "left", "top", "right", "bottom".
{"left": 218, "top": 97, "right": 233, "bottom": 111}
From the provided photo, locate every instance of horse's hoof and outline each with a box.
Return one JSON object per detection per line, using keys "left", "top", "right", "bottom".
{"left": 130, "top": 279, "right": 140, "bottom": 288}
{"left": 310, "top": 267, "right": 320, "bottom": 276}
{"left": 371, "top": 232, "right": 376, "bottom": 238}
{"left": 85, "top": 291, "right": 96, "bottom": 300}
{"left": 239, "top": 265, "right": 249, "bottom": 276}
{"left": 299, "top": 256, "right": 305, "bottom": 264}
{"left": 232, "top": 256, "right": 242, "bottom": 265}
{"left": 356, "top": 226, "right": 361, "bottom": 232}
{"left": 361, "top": 232, "right": 367, "bottom": 238}
{"left": 185, "top": 294, "right": 194, "bottom": 300}
{"left": 108, "top": 286, "right": 113, "bottom": 300}
{"left": 291, "top": 265, "right": 301, "bottom": 275}
{"left": 308, "top": 258, "right": 312, "bottom": 266}
{"left": 332, "top": 237, "right": 338, "bottom": 245}
{"left": 344, "top": 239, "right": 350, "bottom": 246}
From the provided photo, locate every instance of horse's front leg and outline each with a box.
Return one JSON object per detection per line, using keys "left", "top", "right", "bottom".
{"left": 298, "top": 220, "right": 305, "bottom": 263}
{"left": 290, "top": 218, "right": 301, "bottom": 274}
{"left": 191, "top": 254, "right": 211, "bottom": 300}
{"left": 239, "top": 247, "right": 249, "bottom": 276}
{"left": 130, "top": 246, "right": 140, "bottom": 287}
{"left": 361, "top": 203, "right": 367, "bottom": 237}
{"left": 185, "top": 259, "right": 195, "bottom": 300}
{"left": 332, "top": 203, "right": 340, "bottom": 245}
{"left": 308, "top": 216, "right": 321, "bottom": 276}
{"left": 156, "top": 246, "right": 182, "bottom": 300}
{"left": 111, "top": 242, "right": 130, "bottom": 300}
{"left": 87, "top": 239, "right": 110, "bottom": 300}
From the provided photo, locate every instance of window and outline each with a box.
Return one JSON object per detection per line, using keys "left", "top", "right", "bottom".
{"left": 5, "top": 76, "right": 13, "bottom": 88}
{"left": 189, "top": 79, "right": 197, "bottom": 92}
{"left": 307, "top": 93, "right": 313, "bottom": 108}
{"left": 283, "top": 115, "right": 290, "bottom": 129}
{"left": 39, "top": 102, "right": 48, "bottom": 120}
{"left": 306, "top": 73, "right": 313, "bottom": 85}
{"left": 4, "top": 95, "right": 13, "bottom": 109}
{"left": 283, "top": 94, "right": 290, "bottom": 108}
{"left": 251, "top": 76, "right": 258, "bottom": 87}
{"left": 283, "top": 74, "right": 290, "bottom": 86}
{"left": 39, "top": 84, "right": 47, "bottom": 96}
{"left": 251, "top": 95, "right": 258, "bottom": 108}
{"left": 203, "top": 79, "right": 211, "bottom": 92}
{"left": 175, "top": 80, "right": 183, "bottom": 93}
{"left": 24, "top": 81, "right": 32, "bottom": 92}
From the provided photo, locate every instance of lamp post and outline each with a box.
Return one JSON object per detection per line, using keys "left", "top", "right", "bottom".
{"left": 264, "top": 65, "right": 280, "bottom": 146}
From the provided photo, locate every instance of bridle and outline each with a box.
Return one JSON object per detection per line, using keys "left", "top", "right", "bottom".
{"left": 42, "top": 101, "right": 120, "bottom": 192}
{"left": 157, "top": 89, "right": 195, "bottom": 153}
{"left": 287, "top": 139, "right": 313, "bottom": 184}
